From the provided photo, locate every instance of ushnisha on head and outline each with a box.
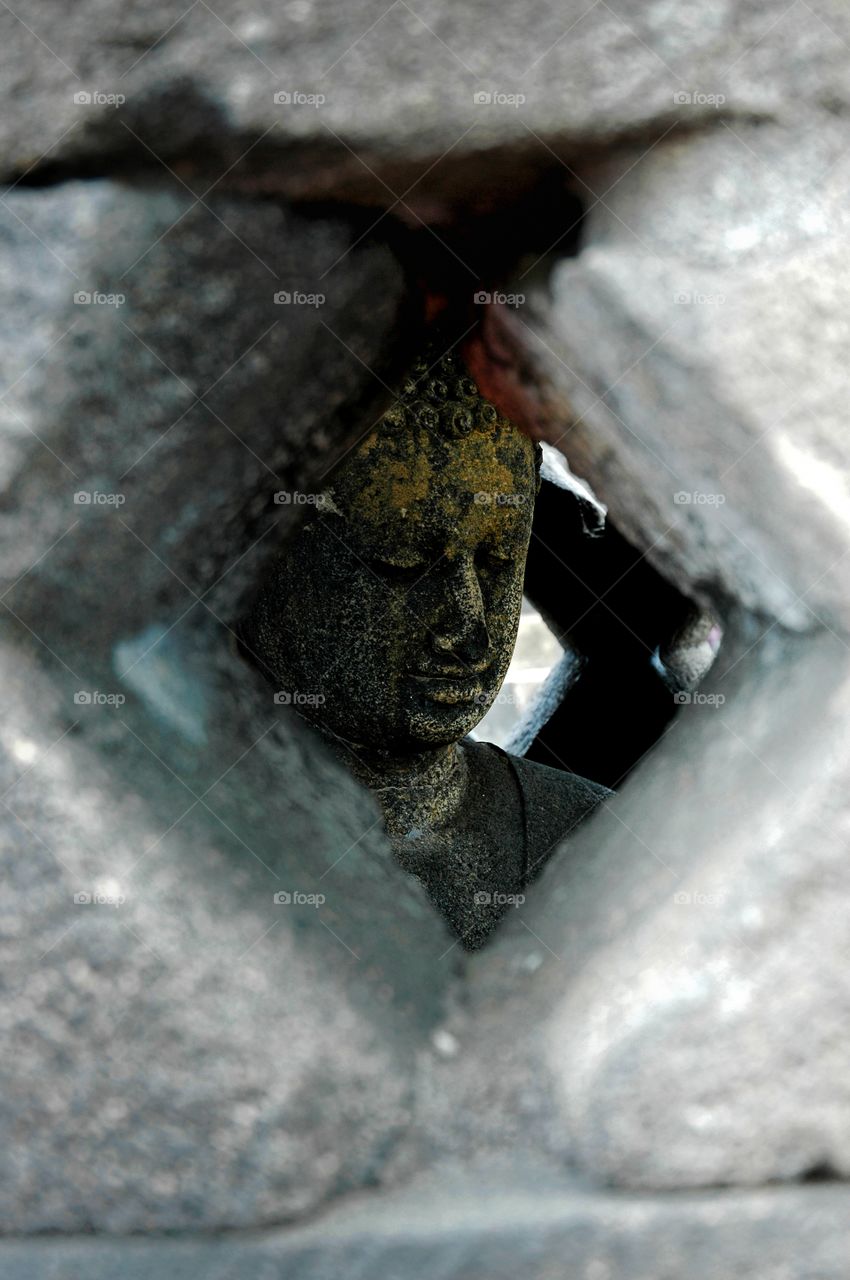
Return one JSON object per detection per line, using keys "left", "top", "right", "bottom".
{"left": 243, "top": 343, "right": 541, "bottom": 757}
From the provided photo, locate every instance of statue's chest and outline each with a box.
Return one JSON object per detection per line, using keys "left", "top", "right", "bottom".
{"left": 390, "top": 757, "right": 526, "bottom": 948}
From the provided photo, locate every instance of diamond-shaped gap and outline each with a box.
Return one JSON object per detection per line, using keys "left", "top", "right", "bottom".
{"left": 470, "top": 440, "right": 723, "bottom": 789}
{"left": 234, "top": 339, "right": 724, "bottom": 957}
{"left": 520, "top": 451, "right": 724, "bottom": 791}
{"left": 227, "top": 174, "right": 728, "bottom": 950}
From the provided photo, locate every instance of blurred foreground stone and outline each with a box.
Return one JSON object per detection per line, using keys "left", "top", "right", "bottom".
{"left": 1, "top": 1176, "right": 849, "bottom": 1279}
{"left": 2, "top": 0, "right": 850, "bottom": 204}
{"left": 0, "top": 179, "right": 453, "bottom": 1232}
{"left": 2, "top": 0, "right": 850, "bottom": 1272}
{"left": 501, "top": 119, "right": 850, "bottom": 629}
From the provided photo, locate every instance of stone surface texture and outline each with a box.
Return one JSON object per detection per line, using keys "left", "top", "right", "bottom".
{"left": 3, "top": 0, "right": 850, "bottom": 1274}
{"left": 503, "top": 118, "right": 850, "bottom": 631}
{"left": 1, "top": 0, "right": 850, "bottom": 205}
{"left": 0, "top": 178, "right": 453, "bottom": 1232}
{"left": 1, "top": 1177, "right": 849, "bottom": 1280}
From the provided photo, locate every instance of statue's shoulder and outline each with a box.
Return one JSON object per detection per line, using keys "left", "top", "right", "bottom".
{"left": 464, "top": 740, "right": 612, "bottom": 883}
{"left": 508, "top": 751, "right": 612, "bottom": 813}
{"left": 510, "top": 752, "right": 612, "bottom": 883}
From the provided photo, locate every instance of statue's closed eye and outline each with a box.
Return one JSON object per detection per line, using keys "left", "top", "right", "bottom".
{"left": 369, "top": 554, "right": 428, "bottom": 584}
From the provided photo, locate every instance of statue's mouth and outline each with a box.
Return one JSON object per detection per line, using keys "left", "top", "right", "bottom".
{"left": 408, "top": 671, "right": 489, "bottom": 706}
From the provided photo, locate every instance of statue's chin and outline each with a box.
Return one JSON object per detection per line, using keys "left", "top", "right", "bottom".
{"left": 293, "top": 699, "right": 486, "bottom": 755}
{"left": 401, "top": 704, "right": 484, "bottom": 748}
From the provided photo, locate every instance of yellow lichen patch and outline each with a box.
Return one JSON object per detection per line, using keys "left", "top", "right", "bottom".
{"left": 349, "top": 450, "right": 435, "bottom": 522}
{"left": 356, "top": 430, "right": 382, "bottom": 457}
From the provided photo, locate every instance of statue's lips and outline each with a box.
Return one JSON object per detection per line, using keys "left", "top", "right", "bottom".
{"left": 408, "top": 672, "right": 489, "bottom": 706}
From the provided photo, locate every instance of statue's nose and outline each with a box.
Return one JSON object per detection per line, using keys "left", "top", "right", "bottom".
{"left": 430, "top": 556, "right": 491, "bottom": 671}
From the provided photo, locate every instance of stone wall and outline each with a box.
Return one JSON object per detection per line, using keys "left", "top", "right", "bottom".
{"left": 2, "top": 0, "right": 850, "bottom": 1274}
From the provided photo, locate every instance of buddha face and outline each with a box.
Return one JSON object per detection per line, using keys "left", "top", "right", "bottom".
{"left": 243, "top": 362, "right": 538, "bottom": 755}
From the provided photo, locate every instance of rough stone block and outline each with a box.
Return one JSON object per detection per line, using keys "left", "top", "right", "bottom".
{"left": 0, "top": 179, "right": 453, "bottom": 1232}
{"left": 503, "top": 121, "right": 850, "bottom": 629}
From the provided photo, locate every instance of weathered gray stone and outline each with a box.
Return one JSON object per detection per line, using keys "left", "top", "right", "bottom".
{"left": 1, "top": 1, "right": 849, "bottom": 203}
{"left": 444, "top": 122, "right": 850, "bottom": 1203}
{"left": 501, "top": 119, "right": 850, "bottom": 629}
{"left": 457, "top": 622, "right": 850, "bottom": 1190}
{"left": 0, "top": 179, "right": 457, "bottom": 1232}
{"left": 3, "top": 6, "right": 850, "bottom": 1250}
{"left": 0, "top": 178, "right": 417, "bottom": 645}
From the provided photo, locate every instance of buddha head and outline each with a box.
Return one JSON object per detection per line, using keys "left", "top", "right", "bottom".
{"left": 242, "top": 344, "right": 540, "bottom": 757}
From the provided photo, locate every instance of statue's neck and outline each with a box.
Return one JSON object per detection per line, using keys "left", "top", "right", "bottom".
{"left": 321, "top": 732, "right": 469, "bottom": 838}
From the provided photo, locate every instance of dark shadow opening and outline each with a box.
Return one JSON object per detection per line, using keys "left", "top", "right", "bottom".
{"left": 519, "top": 456, "right": 722, "bottom": 791}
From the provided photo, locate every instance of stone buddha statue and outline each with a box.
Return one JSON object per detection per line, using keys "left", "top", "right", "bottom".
{"left": 241, "top": 342, "right": 610, "bottom": 948}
